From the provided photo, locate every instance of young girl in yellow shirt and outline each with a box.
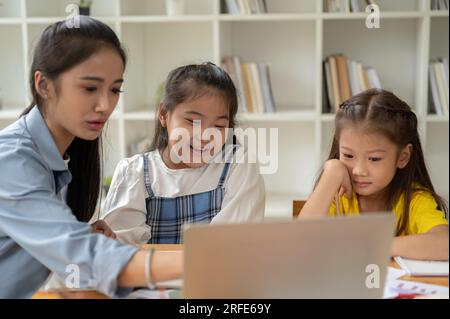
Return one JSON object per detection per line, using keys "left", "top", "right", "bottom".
{"left": 300, "top": 89, "right": 448, "bottom": 261}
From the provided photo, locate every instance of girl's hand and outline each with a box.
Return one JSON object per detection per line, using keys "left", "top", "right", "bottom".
{"left": 91, "top": 220, "right": 117, "bottom": 239}
{"left": 299, "top": 159, "right": 353, "bottom": 217}
{"left": 323, "top": 159, "right": 353, "bottom": 199}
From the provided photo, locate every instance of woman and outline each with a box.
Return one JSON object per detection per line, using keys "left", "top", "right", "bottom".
{"left": 0, "top": 16, "right": 182, "bottom": 298}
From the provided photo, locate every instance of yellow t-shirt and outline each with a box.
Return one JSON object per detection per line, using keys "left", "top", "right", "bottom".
{"left": 329, "top": 189, "right": 448, "bottom": 236}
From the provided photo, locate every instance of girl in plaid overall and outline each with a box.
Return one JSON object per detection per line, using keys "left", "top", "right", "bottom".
{"left": 142, "top": 146, "right": 236, "bottom": 244}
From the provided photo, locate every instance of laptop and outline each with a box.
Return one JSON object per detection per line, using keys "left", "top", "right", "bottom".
{"left": 182, "top": 213, "right": 396, "bottom": 299}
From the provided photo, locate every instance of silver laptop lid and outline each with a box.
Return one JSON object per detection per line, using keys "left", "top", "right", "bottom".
{"left": 183, "top": 213, "right": 396, "bottom": 299}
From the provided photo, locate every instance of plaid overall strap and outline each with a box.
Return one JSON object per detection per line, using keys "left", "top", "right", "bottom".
{"left": 142, "top": 153, "right": 154, "bottom": 198}
{"left": 142, "top": 147, "right": 236, "bottom": 244}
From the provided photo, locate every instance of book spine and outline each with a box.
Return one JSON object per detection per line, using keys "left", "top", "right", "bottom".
{"left": 434, "top": 62, "right": 449, "bottom": 115}
{"left": 429, "top": 63, "right": 443, "bottom": 116}
{"left": 250, "top": 63, "right": 264, "bottom": 113}
{"left": 335, "top": 54, "right": 352, "bottom": 103}
{"left": 241, "top": 63, "right": 254, "bottom": 113}
{"left": 232, "top": 56, "right": 248, "bottom": 113}
{"left": 324, "top": 59, "right": 334, "bottom": 112}
{"left": 329, "top": 56, "right": 341, "bottom": 112}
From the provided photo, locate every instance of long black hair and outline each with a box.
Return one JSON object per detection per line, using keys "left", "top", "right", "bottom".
{"left": 326, "top": 88, "right": 448, "bottom": 235}
{"left": 21, "top": 16, "right": 127, "bottom": 222}
{"left": 151, "top": 62, "right": 239, "bottom": 151}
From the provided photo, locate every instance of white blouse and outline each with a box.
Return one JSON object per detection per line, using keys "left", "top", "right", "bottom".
{"left": 101, "top": 145, "right": 266, "bottom": 245}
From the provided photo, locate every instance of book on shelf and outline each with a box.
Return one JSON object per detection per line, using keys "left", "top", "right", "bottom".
{"left": 222, "top": 0, "right": 268, "bottom": 15}
{"left": 222, "top": 56, "right": 247, "bottom": 112}
{"left": 323, "top": 60, "right": 333, "bottom": 113}
{"left": 222, "top": 56, "right": 276, "bottom": 114}
{"left": 328, "top": 55, "right": 341, "bottom": 111}
{"left": 258, "top": 63, "right": 276, "bottom": 113}
{"left": 240, "top": 63, "right": 254, "bottom": 112}
{"left": 347, "top": 60, "right": 360, "bottom": 98}
{"left": 323, "top": 54, "right": 382, "bottom": 113}
{"left": 324, "top": 0, "right": 377, "bottom": 13}
{"left": 431, "top": 0, "right": 449, "bottom": 10}
{"left": 429, "top": 58, "right": 449, "bottom": 116}
{"left": 366, "top": 67, "right": 381, "bottom": 89}
{"left": 335, "top": 54, "right": 352, "bottom": 104}
{"left": 250, "top": 63, "right": 264, "bottom": 113}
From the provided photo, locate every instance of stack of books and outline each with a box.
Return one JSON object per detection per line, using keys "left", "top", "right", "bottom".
{"left": 222, "top": 0, "right": 268, "bottom": 15}
{"left": 324, "top": 0, "right": 378, "bottom": 13}
{"left": 429, "top": 58, "right": 449, "bottom": 116}
{"left": 323, "top": 54, "right": 381, "bottom": 112}
{"left": 431, "top": 0, "right": 449, "bottom": 10}
{"left": 222, "top": 56, "right": 276, "bottom": 114}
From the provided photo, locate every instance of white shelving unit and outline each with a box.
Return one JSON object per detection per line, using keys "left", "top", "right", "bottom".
{"left": 0, "top": 0, "right": 448, "bottom": 218}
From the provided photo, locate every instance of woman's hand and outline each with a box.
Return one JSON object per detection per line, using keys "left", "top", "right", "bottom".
{"left": 91, "top": 220, "right": 117, "bottom": 239}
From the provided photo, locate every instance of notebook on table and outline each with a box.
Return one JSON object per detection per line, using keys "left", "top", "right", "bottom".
{"left": 394, "top": 256, "right": 449, "bottom": 277}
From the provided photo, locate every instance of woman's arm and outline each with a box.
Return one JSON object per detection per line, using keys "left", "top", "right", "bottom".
{"left": 391, "top": 225, "right": 449, "bottom": 260}
{"left": 0, "top": 142, "right": 181, "bottom": 297}
{"left": 299, "top": 159, "right": 352, "bottom": 218}
{"left": 117, "top": 250, "right": 183, "bottom": 287}
{"left": 0, "top": 148, "right": 141, "bottom": 298}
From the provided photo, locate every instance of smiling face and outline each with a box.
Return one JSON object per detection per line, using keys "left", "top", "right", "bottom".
{"left": 39, "top": 46, "right": 124, "bottom": 152}
{"left": 338, "top": 126, "right": 412, "bottom": 200}
{"left": 160, "top": 89, "right": 230, "bottom": 169}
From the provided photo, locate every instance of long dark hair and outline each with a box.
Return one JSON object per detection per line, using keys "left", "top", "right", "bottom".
{"left": 325, "top": 88, "right": 448, "bottom": 235}
{"left": 151, "top": 62, "right": 239, "bottom": 151}
{"left": 21, "top": 16, "right": 127, "bottom": 222}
